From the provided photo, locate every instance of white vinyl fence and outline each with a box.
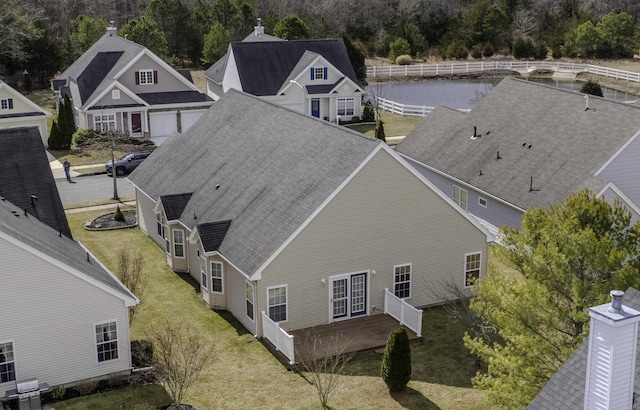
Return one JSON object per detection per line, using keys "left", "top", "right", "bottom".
{"left": 384, "top": 288, "right": 423, "bottom": 337}
{"left": 373, "top": 97, "right": 470, "bottom": 118}
{"left": 261, "top": 311, "right": 295, "bottom": 364}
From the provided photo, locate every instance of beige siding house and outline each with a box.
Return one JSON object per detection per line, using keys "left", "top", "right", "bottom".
{"left": 0, "top": 81, "right": 51, "bottom": 146}
{"left": 128, "top": 90, "right": 490, "bottom": 360}
{"left": 0, "top": 198, "right": 138, "bottom": 401}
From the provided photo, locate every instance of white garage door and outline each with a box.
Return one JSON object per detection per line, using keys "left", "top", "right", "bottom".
{"left": 149, "top": 112, "right": 178, "bottom": 137}
{"left": 181, "top": 110, "right": 208, "bottom": 133}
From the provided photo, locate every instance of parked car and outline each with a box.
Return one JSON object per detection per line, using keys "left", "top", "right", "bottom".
{"left": 105, "top": 150, "right": 153, "bottom": 176}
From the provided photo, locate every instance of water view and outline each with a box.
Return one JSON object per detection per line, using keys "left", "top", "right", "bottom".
{"left": 367, "top": 77, "right": 640, "bottom": 111}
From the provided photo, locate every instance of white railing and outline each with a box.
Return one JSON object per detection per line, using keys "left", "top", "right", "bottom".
{"left": 261, "top": 311, "right": 295, "bottom": 364}
{"left": 373, "top": 97, "right": 470, "bottom": 118}
{"left": 384, "top": 288, "right": 423, "bottom": 337}
{"left": 366, "top": 61, "right": 640, "bottom": 83}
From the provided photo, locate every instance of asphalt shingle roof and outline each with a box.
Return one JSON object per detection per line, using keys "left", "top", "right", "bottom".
{"left": 528, "top": 288, "right": 640, "bottom": 409}
{"left": 0, "top": 127, "right": 72, "bottom": 238}
{"left": 396, "top": 77, "right": 640, "bottom": 210}
{"left": 128, "top": 90, "right": 381, "bottom": 276}
{"left": 160, "top": 193, "right": 192, "bottom": 221}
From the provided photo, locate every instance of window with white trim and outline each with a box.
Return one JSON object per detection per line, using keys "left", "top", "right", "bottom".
{"left": 394, "top": 264, "right": 412, "bottom": 299}
{"left": 139, "top": 69, "right": 154, "bottom": 84}
{"left": 201, "top": 260, "right": 207, "bottom": 289}
{"left": 246, "top": 281, "right": 255, "bottom": 321}
{"left": 0, "top": 98, "right": 13, "bottom": 110}
{"left": 267, "top": 285, "right": 287, "bottom": 322}
{"left": 95, "top": 322, "right": 118, "bottom": 362}
{"left": 478, "top": 197, "right": 487, "bottom": 207}
{"left": 172, "top": 229, "right": 184, "bottom": 258}
{"left": 94, "top": 114, "right": 116, "bottom": 133}
{"left": 314, "top": 67, "right": 324, "bottom": 79}
{"left": 0, "top": 341, "right": 15, "bottom": 384}
{"left": 337, "top": 97, "right": 355, "bottom": 116}
{"left": 211, "top": 261, "right": 223, "bottom": 293}
{"left": 453, "top": 185, "right": 468, "bottom": 211}
{"left": 156, "top": 213, "right": 164, "bottom": 238}
{"left": 465, "top": 252, "right": 482, "bottom": 287}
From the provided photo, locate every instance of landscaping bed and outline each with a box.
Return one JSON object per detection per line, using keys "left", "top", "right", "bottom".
{"left": 85, "top": 209, "right": 137, "bottom": 230}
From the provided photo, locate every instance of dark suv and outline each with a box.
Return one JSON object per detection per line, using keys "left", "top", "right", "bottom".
{"left": 105, "top": 150, "right": 153, "bottom": 176}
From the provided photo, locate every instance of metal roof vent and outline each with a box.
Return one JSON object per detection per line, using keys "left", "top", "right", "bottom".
{"left": 608, "top": 290, "right": 624, "bottom": 314}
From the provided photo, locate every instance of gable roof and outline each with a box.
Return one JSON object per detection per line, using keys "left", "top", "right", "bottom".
{"left": 0, "top": 80, "right": 51, "bottom": 119}
{"left": 396, "top": 77, "right": 640, "bottom": 210}
{"left": 129, "top": 90, "right": 381, "bottom": 276}
{"left": 207, "top": 39, "right": 358, "bottom": 96}
{"left": 160, "top": 193, "right": 193, "bottom": 221}
{"left": 528, "top": 287, "right": 640, "bottom": 409}
{"left": 0, "top": 197, "right": 137, "bottom": 306}
{"left": 198, "top": 220, "right": 232, "bottom": 253}
{"left": 0, "top": 127, "right": 72, "bottom": 238}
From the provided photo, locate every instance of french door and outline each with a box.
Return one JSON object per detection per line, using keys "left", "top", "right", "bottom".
{"left": 330, "top": 272, "right": 367, "bottom": 321}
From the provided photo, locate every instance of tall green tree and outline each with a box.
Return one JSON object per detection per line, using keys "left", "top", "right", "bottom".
{"left": 69, "top": 15, "right": 108, "bottom": 60}
{"left": 273, "top": 15, "right": 310, "bottom": 40}
{"left": 465, "top": 190, "right": 640, "bottom": 408}
{"left": 144, "top": 0, "right": 191, "bottom": 59}
{"left": 202, "top": 23, "right": 230, "bottom": 66}
{"left": 119, "top": 17, "right": 169, "bottom": 59}
{"left": 381, "top": 327, "right": 411, "bottom": 392}
{"left": 598, "top": 12, "right": 637, "bottom": 58}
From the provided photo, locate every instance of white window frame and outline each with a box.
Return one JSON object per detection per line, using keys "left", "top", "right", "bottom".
{"left": 0, "top": 340, "right": 16, "bottom": 384}
{"left": 172, "top": 229, "right": 184, "bottom": 258}
{"left": 478, "top": 197, "right": 488, "bottom": 208}
{"left": 95, "top": 321, "right": 119, "bottom": 363}
{"left": 267, "top": 285, "right": 288, "bottom": 323}
{"left": 337, "top": 97, "right": 355, "bottom": 116}
{"left": 393, "top": 263, "right": 412, "bottom": 299}
{"left": 94, "top": 113, "right": 116, "bottom": 133}
{"left": 211, "top": 261, "right": 223, "bottom": 293}
{"left": 0, "top": 99, "right": 12, "bottom": 110}
{"left": 156, "top": 213, "right": 164, "bottom": 238}
{"left": 112, "top": 89, "right": 121, "bottom": 100}
{"left": 139, "top": 69, "right": 154, "bottom": 85}
{"left": 314, "top": 67, "right": 324, "bottom": 80}
{"left": 245, "top": 281, "right": 255, "bottom": 322}
{"left": 453, "top": 185, "right": 468, "bottom": 211}
{"left": 464, "top": 252, "right": 482, "bottom": 287}
{"left": 200, "top": 260, "right": 207, "bottom": 290}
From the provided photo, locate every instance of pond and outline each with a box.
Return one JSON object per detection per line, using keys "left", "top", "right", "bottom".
{"left": 366, "top": 77, "right": 640, "bottom": 111}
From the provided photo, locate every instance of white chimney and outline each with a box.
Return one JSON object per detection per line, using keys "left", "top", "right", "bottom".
{"left": 107, "top": 21, "right": 117, "bottom": 37}
{"left": 254, "top": 18, "right": 264, "bottom": 38}
{"left": 584, "top": 290, "right": 640, "bottom": 410}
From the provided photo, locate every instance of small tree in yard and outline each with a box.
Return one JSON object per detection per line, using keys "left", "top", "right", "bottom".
{"left": 117, "top": 246, "right": 144, "bottom": 323}
{"left": 113, "top": 205, "right": 125, "bottom": 222}
{"left": 149, "top": 321, "right": 214, "bottom": 409}
{"left": 381, "top": 327, "right": 411, "bottom": 392}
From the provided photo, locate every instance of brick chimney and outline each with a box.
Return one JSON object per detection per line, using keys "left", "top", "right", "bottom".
{"left": 584, "top": 290, "right": 640, "bottom": 409}
{"left": 107, "top": 21, "right": 117, "bottom": 37}
{"left": 254, "top": 18, "right": 264, "bottom": 38}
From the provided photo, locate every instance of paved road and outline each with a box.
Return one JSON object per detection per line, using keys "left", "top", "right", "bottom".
{"left": 56, "top": 174, "right": 135, "bottom": 206}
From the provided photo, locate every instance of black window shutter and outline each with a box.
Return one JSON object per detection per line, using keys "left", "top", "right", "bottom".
{"left": 154, "top": 70, "right": 158, "bottom": 84}
{"left": 135, "top": 71, "right": 140, "bottom": 85}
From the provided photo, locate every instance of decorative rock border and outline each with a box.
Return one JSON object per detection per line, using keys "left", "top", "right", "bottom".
{"left": 85, "top": 209, "right": 137, "bottom": 231}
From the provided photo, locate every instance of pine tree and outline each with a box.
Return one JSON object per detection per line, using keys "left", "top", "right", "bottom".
{"left": 381, "top": 327, "right": 411, "bottom": 392}
{"left": 48, "top": 120, "right": 61, "bottom": 149}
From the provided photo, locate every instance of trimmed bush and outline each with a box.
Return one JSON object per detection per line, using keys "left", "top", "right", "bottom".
{"left": 381, "top": 327, "right": 411, "bottom": 392}
{"left": 395, "top": 54, "right": 412, "bottom": 65}
{"left": 114, "top": 206, "right": 125, "bottom": 222}
{"left": 388, "top": 38, "right": 411, "bottom": 63}
{"left": 581, "top": 79, "right": 603, "bottom": 97}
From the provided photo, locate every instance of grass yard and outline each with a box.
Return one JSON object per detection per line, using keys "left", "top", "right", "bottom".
{"left": 61, "top": 209, "right": 497, "bottom": 410}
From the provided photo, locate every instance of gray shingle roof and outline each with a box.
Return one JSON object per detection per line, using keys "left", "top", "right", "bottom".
{"left": 227, "top": 39, "right": 358, "bottom": 96}
{"left": 160, "top": 193, "right": 192, "bottom": 221}
{"left": 0, "top": 197, "right": 137, "bottom": 304}
{"left": 198, "top": 220, "right": 232, "bottom": 252}
{"left": 128, "top": 90, "right": 381, "bottom": 276}
{"left": 0, "top": 127, "right": 72, "bottom": 238}
{"left": 528, "top": 288, "right": 640, "bottom": 409}
{"left": 396, "top": 77, "right": 640, "bottom": 210}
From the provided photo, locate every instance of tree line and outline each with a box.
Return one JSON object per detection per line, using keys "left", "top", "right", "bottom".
{"left": 2, "top": 0, "right": 640, "bottom": 90}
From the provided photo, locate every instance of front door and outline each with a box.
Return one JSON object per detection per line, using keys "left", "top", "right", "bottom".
{"left": 311, "top": 99, "right": 320, "bottom": 118}
{"left": 330, "top": 272, "right": 367, "bottom": 321}
{"left": 131, "top": 113, "right": 142, "bottom": 134}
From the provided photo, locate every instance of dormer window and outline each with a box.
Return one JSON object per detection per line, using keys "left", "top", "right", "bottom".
{"left": 0, "top": 98, "right": 13, "bottom": 110}
{"left": 311, "top": 67, "right": 327, "bottom": 80}
{"left": 135, "top": 69, "right": 157, "bottom": 85}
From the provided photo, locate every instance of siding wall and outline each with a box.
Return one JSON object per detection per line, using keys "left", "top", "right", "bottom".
{"left": 94, "top": 87, "right": 139, "bottom": 107}
{"left": 598, "top": 134, "right": 640, "bottom": 215}
{"left": 259, "top": 149, "right": 488, "bottom": 332}
{"left": 0, "top": 118, "right": 49, "bottom": 145}
{"left": 223, "top": 49, "right": 242, "bottom": 93}
{"left": 0, "top": 90, "right": 33, "bottom": 115}
{"left": 0, "top": 238, "right": 132, "bottom": 397}
{"left": 225, "top": 263, "right": 256, "bottom": 335}
{"left": 120, "top": 54, "right": 189, "bottom": 93}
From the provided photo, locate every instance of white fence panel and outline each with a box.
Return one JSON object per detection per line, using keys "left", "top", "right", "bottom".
{"left": 384, "top": 288, "right": 423, "bottom": 337}
{"left": 261, "top": 311, "right": 295, "bottom": 364}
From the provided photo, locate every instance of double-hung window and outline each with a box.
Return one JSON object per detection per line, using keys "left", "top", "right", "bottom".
{"left": 0, "top": 98, "right": 13, "bottom": 110}
{"left": 337, "top": 97, "right": 355, "bottom": 116}
{"left": 453, "top": 185, "right": 468, "bottom": 211}
{"left": 211, "top": 261, "right": 223, "bottom": 293}
{"left": 311, "top": 67, "right": 327, "bottom": 80}
{"left": 156, "top": 214, "right": 164, "bottom": 238}
{"left": 246, "top": 281, "right": 255, "bottom": 321}
{"left": 96, "top": 322, "right": 118, "bottom": 362}
{"left": 465, "top": 252, "right": 482, "bottom": 287}
{"left": 394, "top": 264, "right": 412, "bottom": 299}
{"left": 138, "top": 69, "right": 155, "bottom": 85}
{"left": 0, "top": 341, "right": 15, "bottom": 384}
{"left": 201, "top": 260, "right": 207, "bottom": 289}
{"left": 172, "top": 229, "right": 184, "bottom": 258}
{"left": 267, "top": 285, "right": 287, "bottom": 322}
{"left": 94, "top": 114, "right": 116, "bottom": 133}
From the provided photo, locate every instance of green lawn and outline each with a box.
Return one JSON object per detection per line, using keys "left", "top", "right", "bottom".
{"left": 59, "top": 210, "right": 496, "bottom": 410}
{"left": 347, "top": 110, "right": 422, "bottom": 139}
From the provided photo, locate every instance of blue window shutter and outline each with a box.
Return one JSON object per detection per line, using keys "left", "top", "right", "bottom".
{"left": 324, "top": 67, "right": 327, "bottom": 79}
{"left": 8, "top": 98, "right": 13, "bottom": 109}
{"left": 310, "top": 68, "right": 314, "bottom": 80}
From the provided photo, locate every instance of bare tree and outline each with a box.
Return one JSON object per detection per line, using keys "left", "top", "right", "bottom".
{"left": 148, "top": 321, "right": 214, "bottom": 409}
{"left": 298, "top": 330, "right": 359, "bottom": 409}
{"left": 117, "top": 247, "right": 145, "bottom": 324}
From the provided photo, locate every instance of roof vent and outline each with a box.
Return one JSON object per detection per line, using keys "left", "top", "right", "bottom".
{"left": 254, "top": 18, "right": 264, "bottom": 38}
{"left": 107, "top": 21, "right": 117, "bottom": 37}
{"left": 608, "top": 290, "right": 625, "bottom": 314}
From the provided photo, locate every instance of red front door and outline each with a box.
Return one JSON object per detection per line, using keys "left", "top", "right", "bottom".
{"left": 131, "top": 113, "right": 142, "bottom": 133}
